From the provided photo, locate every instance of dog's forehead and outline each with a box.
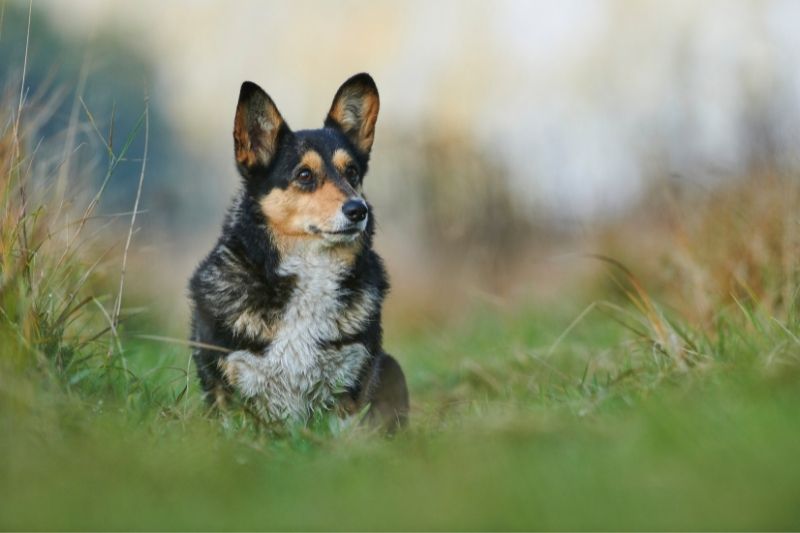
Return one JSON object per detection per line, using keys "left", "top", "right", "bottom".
{"left": 294, "top": 128, "right": 351, "bottom": 157}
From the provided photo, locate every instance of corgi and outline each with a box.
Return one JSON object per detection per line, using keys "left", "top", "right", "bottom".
{"left": 189, "top": 74, "right": 408, "bottom": 431}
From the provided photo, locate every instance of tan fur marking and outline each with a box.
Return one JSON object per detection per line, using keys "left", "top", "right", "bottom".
{"left": 330, "top": 99, "right": 349, "bottom": 130}
{"left": 299, "top": 150, "right": 323, "bottom": 174}
{"left": 219, "top": 358, "right": 239, "bottom": 387}
{"left": 304, "top": 180, "right": 349, "bottom": 222}
{"left": 231, "top": 309, "right": 277, "bottom": 341}
{"left": 355, "top": 92, "right": 379, "bottom": 153}
{"left": 259, "top": 181, "right": 350, "bottom": 252}
{"left": 329, "top": 90, "right": 379, "bottom": 153}
{"left": 332, "top": 149, "right": 353, "bottom": 172}
{"left": 233, "top": 111, "right": 256, "bottom": 167}
{"left": 259, "top": 187, "right": 309, "bottom": 253}
{"left": 234, "top": 97, "right": 283, "bottom": 167}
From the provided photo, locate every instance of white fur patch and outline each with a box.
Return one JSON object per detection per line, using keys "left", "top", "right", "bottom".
{"left": 222, "top": 243, "right": 374, "bottom": 421}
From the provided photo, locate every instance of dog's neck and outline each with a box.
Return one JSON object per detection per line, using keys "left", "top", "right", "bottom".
{"left": 274, "top": 236, "right": 362, "bottom": 273}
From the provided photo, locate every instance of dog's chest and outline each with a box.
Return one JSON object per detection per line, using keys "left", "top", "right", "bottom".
{"left": 227, "top": 251, "right": 375, "bottom": 420}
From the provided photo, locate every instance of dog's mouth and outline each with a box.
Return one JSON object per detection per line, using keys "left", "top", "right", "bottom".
{"left": 308, "top": 224, "right": 364, "bottom": 242}
{"left": 323, "top": 228, "right": 360, "bottom": 236}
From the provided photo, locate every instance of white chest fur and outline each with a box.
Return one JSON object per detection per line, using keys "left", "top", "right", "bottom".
{"left": 222, "top": 247, "right": 374, "bottom": 421}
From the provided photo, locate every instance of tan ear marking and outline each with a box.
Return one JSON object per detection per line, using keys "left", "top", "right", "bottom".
{"left": 326, "top": 73, "right": 380, "bottom": 154}
{"left": 233, "top": 82, "right": 286, "bottom": 169}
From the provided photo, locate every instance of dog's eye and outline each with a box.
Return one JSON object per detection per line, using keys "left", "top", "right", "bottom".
{"left": 296, "top": 168, "right": 314, "bottom": 184}
{"left": 344, "top": 165, "right": 359, "bottom": 181}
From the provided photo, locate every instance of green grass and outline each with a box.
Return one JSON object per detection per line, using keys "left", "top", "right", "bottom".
{"left": 2, "top": 300, "right": 800, "bottom": 530}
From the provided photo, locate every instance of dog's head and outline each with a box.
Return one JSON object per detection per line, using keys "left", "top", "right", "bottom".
{"left": 233, "top": 73, "right": 379, "bottom": 251}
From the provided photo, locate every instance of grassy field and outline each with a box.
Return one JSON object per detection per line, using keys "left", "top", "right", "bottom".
{"left": 3, "top": 98, "right": 800, "bottom": 530}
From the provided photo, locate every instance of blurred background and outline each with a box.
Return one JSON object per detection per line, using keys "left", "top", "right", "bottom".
{"left": 3, "top": 0, "right": 800, "bottom": 331}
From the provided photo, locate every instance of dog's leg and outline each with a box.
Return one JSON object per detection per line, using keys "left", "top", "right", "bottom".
{"left": 218, "top": 350, "right": 269, "bottom": 398}
{"left": 193, "top": 347, "right": 229, "bottom": 406}
{"left": 363, "top": 353, "right": 409, "bottom": 432}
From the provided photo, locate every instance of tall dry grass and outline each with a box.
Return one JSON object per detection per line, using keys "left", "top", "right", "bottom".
{"left": 590, "top": 172, "right": 800, "bottom": 373}
{"left": 0, "top": 78, "right": 148, "bottom": 393}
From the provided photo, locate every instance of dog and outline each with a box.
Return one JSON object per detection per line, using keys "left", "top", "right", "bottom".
{"left": 188, "top": 73, "right": 409, "bottom": 431}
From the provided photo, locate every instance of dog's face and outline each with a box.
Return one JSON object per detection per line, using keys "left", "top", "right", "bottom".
{"left": 233, "top": 74, "right": 379, "bottom": 250}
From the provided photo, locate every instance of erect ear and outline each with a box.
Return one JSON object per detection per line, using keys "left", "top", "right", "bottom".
{"left": 233, "top": 81, "right": 288, "bottom": 171}
{"left": 324, "top": 73, "right": 380, "bottom": 155}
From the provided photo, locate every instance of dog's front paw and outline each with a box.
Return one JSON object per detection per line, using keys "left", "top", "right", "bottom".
{"left": 219, "top": 350, "right": 267, "bottom": 398}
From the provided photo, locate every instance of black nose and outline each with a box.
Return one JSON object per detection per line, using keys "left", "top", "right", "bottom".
{"left": 342, "top": 199, "right": 368, "bottom": 222}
